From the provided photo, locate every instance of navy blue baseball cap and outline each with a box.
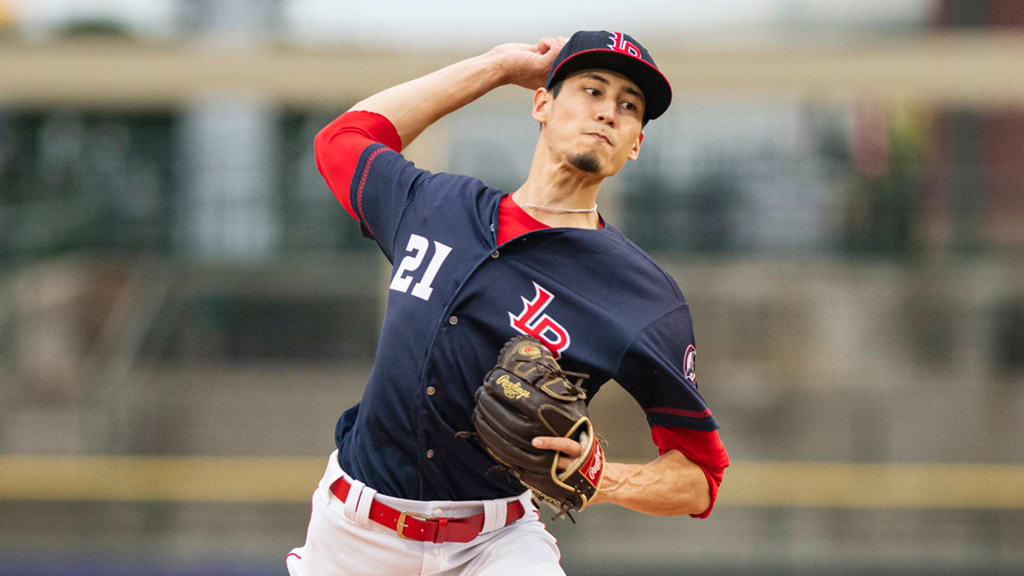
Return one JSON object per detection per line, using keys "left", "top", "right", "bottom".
{"left": 546, "top": 30, "right": 672, "bottom": 124}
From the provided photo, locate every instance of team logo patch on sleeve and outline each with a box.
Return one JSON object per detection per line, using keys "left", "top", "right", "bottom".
{"left": 683, "top": 344, "right": 697, "bottom": 388}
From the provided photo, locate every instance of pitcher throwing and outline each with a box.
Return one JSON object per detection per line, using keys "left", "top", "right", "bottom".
{"left": 288, "top": 30, "right": 730, "bottom": 576}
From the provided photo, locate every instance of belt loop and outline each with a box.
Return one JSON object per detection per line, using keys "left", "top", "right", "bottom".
{"left": 323, "top": 450, "right": 342, "bottom": 505}
{"left": 343, "top": 479, "right": 365, "bottom": 523}
{"left": 434, "top": 517, "right": 449, "bottom": 543}
{"left": 480, "top": 499, "right": 506, "bottom": 534}
{"left": 519, "top": 490, "right": 535, "bottom": 512}
{"left": 354, "top": 485, "right": 377, "bottom": 528}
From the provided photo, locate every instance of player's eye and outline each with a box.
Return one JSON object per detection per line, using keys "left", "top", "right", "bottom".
{"left": 621, "top": 100, "right": 640, "bottom": 114}
{"left": 584, "top": 87, "right": 601, "bottom": 97}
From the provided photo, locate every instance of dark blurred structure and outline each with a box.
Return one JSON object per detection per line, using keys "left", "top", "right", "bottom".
{"left": 936, "top": 0, "right": 1024, "bottom": 28}
{"left": 928, "top": 0, "right": 1024, "bottom": 253}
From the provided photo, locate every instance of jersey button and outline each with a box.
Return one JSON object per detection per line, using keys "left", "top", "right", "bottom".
{"left": 490, "top": 250, "right": 500, "bottom": 259}
{"left": 426, "top": 386, "right": 436, "bottom": 396}
{"left": 448, "top": 315, "right": 458, "bottom": 326}
{"left": 426, "top": 449, "right": 435, "bottom": 459}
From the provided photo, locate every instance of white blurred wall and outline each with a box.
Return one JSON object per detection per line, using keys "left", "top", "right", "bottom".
{"left": 9, "top": 0, "right": 933, "bottom": 45}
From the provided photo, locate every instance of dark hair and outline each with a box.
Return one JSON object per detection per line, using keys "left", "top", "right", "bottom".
{"left": 549, "top": 79, "right": 564, "bottom": 99}
{"left": 540, "top": 80, "right": 564, "bottom": 132}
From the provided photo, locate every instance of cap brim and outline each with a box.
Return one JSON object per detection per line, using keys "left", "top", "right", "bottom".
{"left": 547, "top": 49, "right": 672, "bottom": 123}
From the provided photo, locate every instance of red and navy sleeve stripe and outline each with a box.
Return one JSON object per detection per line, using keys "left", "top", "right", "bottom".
{"left": 313, "top": 110, "right": 403, "bottom": 220}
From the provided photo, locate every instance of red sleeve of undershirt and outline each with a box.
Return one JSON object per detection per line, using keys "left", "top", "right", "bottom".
{"left": 650, "top": 425, "right": 730, "bottom": 519}
{"left": 313, "top": 110, "right": 403, "bottom": 219}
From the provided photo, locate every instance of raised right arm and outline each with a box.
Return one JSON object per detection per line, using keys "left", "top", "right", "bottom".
{"left": 314, "top": 38, "right": 564, "bottom": 219}
{"left": 348, "top": 38, "right": 565, "bottom": 150}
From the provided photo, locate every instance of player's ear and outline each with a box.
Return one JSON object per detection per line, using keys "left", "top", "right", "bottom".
{"left": 532, "top": 87, "right": 552, "bottom": 125}
{"left": 627, "top": 130, "right": 645, "bottom": 161}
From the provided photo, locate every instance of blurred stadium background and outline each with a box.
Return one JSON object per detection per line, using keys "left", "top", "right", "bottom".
{"left": 2, "top": 1, "right": 1023, "bottom": 574}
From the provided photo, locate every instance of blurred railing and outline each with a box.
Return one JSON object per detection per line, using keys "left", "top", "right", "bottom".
{"left": 3, "top": 33, "right": 1024, "bottom": 106}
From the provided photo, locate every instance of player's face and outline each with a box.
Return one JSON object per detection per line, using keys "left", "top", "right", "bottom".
{"left": 534, "top": 69, "right": 646, "bottom": 177}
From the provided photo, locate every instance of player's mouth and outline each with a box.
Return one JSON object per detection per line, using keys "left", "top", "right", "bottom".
{"left": 585, "top": 132, "right": 612, "bottom": 146}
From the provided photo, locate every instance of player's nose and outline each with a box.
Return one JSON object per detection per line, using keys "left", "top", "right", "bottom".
{"left": 593, "top": 98, "right": 617, "bottom": 125}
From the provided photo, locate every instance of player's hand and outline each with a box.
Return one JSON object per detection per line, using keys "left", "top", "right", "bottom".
{"left": 532, "top": 435, "right": 582, "bottom": 471}
{"left": 489, "top": 36, "right": 566, "bottom": 90}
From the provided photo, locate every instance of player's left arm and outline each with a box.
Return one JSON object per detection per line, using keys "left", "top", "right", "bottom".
{"left": 533, "top": 436, "right": 716, "bottom": 516}
{"left": 595, "top": 448, "right": 711, "bottom": 516}
{"left": 534, "top": 302, "right": 729, "bottom": 517}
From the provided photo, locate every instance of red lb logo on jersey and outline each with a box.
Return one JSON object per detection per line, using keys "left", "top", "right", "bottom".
{"left": 607, "top": 32, "right": 641, "bottom": 59}
{"left": 509, "top": 282, "right": 570, "bottom": 359}
{"left": 683, "top": 344, "right": 697, "bottom": 388}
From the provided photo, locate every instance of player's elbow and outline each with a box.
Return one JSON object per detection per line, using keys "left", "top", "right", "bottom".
{"left": 654, "top": 450, "right": 714, "bottom": 517}
{"left": 662, "top": 483, "right": 711, "bottom": 517}
{"left": 313, "top": 125, "right": 334, "bottom": 165}
{"left": 685, "top": 484, "right": 713, "bottom": 517}
{"left": 313, "top": 114, "right": 357, "bottom": 165}
{"left": 633, "top": 478, "right": 710, "bottom": 518}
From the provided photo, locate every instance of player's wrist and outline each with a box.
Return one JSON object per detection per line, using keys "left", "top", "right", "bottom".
{"left": 484, "top": 41, "right": 555, "bottom": 90}
{"left": 481, "top": 48, "right": 520, "bottom": 87}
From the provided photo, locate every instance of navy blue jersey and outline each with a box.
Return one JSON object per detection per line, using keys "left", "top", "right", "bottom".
{"left": 334, "top": 142, "right": 718, "bottom": 502}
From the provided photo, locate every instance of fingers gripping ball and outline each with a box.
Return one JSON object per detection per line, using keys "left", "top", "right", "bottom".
{"left": 473, "top": 335, "right": 605, "bottom": 514}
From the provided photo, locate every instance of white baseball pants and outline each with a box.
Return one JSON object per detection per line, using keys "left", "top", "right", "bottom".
{"left": 286, "top": 451, "right": 565, "bottom": 576}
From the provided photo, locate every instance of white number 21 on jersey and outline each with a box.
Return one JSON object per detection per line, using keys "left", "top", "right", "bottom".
{"left": 389, "top": 234, "right": 452, "bottom": 301}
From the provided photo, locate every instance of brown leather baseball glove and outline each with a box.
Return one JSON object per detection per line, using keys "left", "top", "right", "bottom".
{"left": 471, "top": 335, "right": 605, "bottom": 515}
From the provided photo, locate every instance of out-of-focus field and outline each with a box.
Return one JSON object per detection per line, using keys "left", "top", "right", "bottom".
{"left": 3, "top": 3, "right": 1024, "bottom": 574}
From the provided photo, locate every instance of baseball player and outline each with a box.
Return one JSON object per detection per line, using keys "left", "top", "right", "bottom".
{"left": 287, "top": 31, "right": 730, "bottom": 575}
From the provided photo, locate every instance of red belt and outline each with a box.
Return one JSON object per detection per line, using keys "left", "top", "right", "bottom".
{"left": 330, "top": 477, "right": 526, "bottom": 543}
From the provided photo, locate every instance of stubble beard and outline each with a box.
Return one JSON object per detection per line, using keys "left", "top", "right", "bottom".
{"left": 568, "top": 152, "right": 603, "bottom": 174}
